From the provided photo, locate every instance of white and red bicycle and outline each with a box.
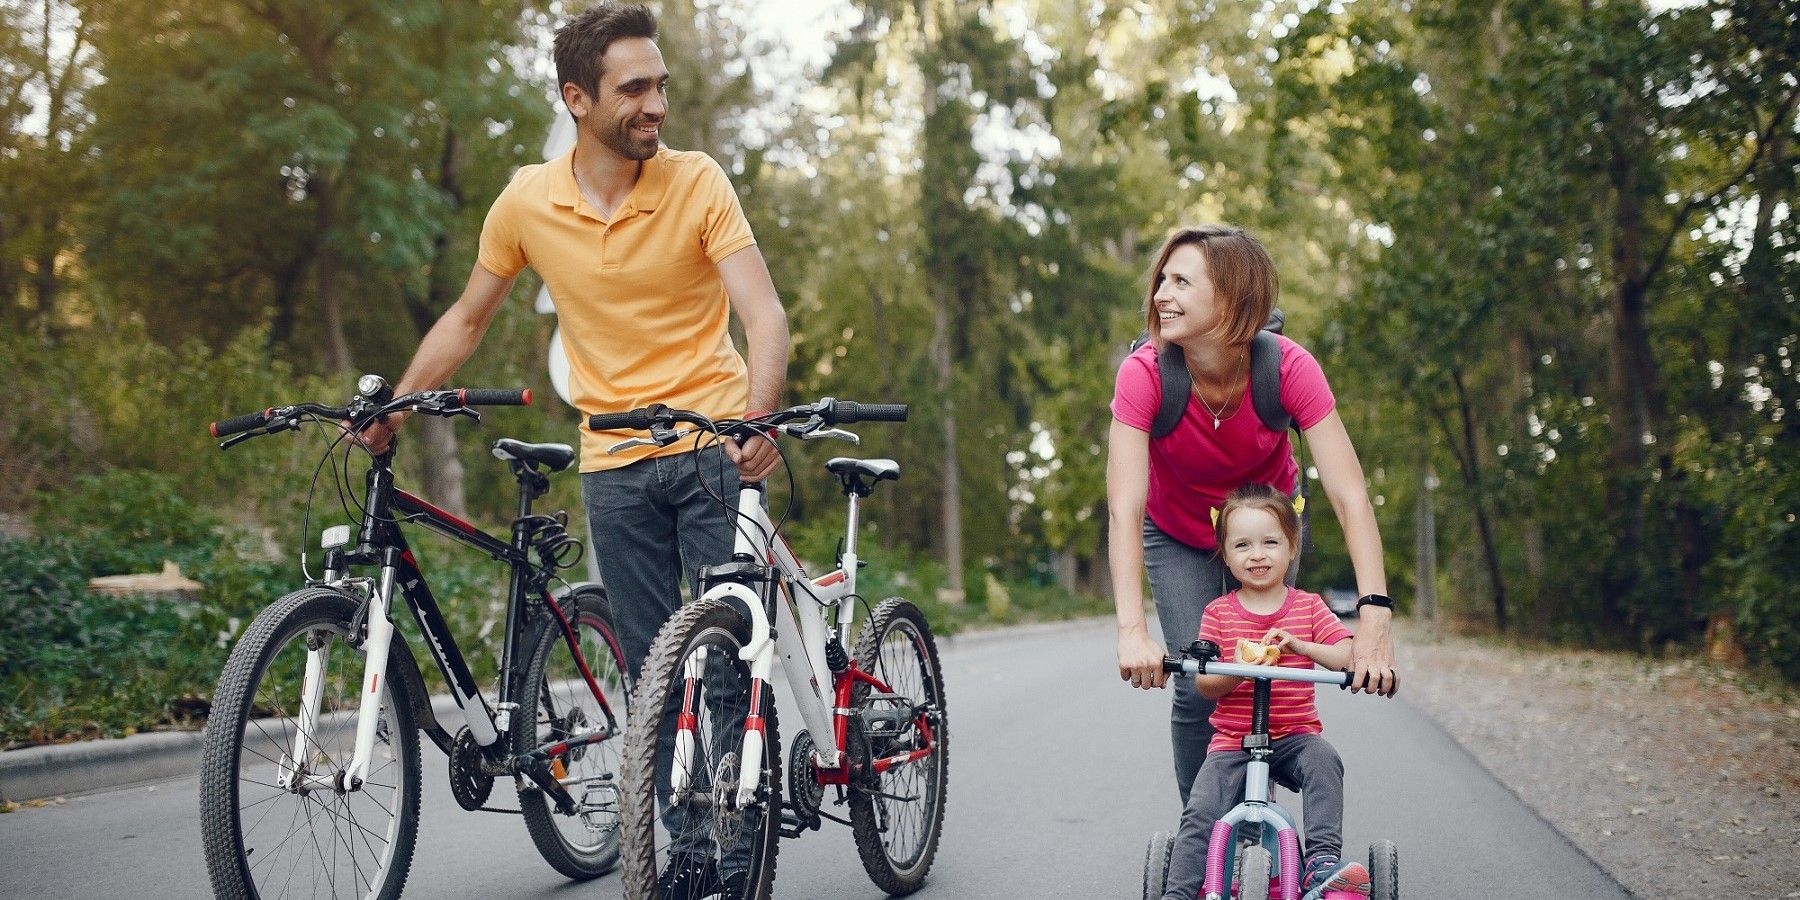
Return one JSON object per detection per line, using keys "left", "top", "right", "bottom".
{"left": 589, "top": 398, "right": 948, "bottom": 900}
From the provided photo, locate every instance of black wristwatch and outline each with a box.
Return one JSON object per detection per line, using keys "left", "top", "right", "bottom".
{"left": 1355, "top": 593, "right": 1394, "bottom": 612}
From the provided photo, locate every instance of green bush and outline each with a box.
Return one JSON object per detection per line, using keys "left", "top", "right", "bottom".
{"left": 0, "top": 535, "right": 221, "bottom": 744}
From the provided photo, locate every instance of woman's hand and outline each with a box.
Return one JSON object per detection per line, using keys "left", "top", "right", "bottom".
{"left": 1348, "top": 606, "right": 1399, "bottom": 696}
{"left": 1117, "top": 627, "right": 1169, "bottom": 690}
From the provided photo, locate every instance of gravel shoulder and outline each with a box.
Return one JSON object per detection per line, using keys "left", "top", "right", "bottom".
{"left": 1395, "top": 620, "right": 1800, "bottom": 898}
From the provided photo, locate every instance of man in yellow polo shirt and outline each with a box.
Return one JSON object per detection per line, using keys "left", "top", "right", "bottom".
{"left": 358, "top": 8, "right": 786, "bottom": 892}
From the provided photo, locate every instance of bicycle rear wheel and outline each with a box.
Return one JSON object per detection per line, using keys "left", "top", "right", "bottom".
{"left": 618, "top": 598, "right": 780, "bottom": 900}
{"left": 849, "top": 597, "right": 948, "bottom": 896}
{"left": 516, "top": 584, "right": 630, "bottom": 879}
{"left": 200, "top": 587, "right": 420, "bottom": 900}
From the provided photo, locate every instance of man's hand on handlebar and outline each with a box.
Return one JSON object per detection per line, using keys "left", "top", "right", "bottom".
{"left": 346, "top": 411, "right": 409, "bottom": 456}
{"left": 724, "top": 427, "right": 780, "bottom": 481}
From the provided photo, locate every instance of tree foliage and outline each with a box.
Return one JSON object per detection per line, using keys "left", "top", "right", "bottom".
{"left": 4, "top": 0, "right": 1796, "bottom": 678}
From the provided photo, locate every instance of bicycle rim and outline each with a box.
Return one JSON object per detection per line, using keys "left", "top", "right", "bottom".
{"left": 620, "top": 599, "right": 779, "bottom": 899}
{"left": 201, "top": 589, "right": 419, "bottom": 900}
{"left": 850, "top": 598, "right": 948, "bottom": 894}
{"left": 518, "top": 596, "right": 629, "bottom": 877}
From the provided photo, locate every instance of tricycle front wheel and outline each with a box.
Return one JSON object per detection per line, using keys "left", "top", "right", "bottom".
{"left": 1368, "top": 839, "right": 1399, "bottom": 900}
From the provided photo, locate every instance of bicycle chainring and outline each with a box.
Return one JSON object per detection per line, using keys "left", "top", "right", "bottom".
{"left": 448, "top": 726, "right": 495, "bottom": 811}
{"left": 787, "top": 730, "right": 824, "bottom": 825}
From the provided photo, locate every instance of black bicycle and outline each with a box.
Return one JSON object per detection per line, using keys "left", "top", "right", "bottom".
{"left": 198, "top": 375, "right": 630, "bottom": 900}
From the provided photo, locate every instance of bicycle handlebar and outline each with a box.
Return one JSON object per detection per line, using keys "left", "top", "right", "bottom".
{"left": 1161, "top": 656, "right": 1351, "bottom": 687}
{"left": 587, "top": 398, "right": 909, "bottom": 436}
{"left": 208, "top": 383, "right": 533, "bottom": 448}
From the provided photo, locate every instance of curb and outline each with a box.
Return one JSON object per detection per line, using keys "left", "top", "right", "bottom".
{"left": 0, "top": 695, "right": 469, "bottom": 804}
{"left": 0, "top": 729, "right": 206, "bottom": 803}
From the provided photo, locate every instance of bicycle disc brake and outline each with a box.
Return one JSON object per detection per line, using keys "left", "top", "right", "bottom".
{"left": 449, "top": 726, "right": 495, "bottom": 811}
{"left": 710, "top": 752, "right": 746, "bottom": 848}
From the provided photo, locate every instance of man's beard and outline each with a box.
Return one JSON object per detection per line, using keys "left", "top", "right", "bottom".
{"left": 599, "top": 117, "right": 660, "bottom": 161}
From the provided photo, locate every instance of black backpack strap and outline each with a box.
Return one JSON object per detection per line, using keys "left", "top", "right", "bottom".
{"left": 1151, "top": 343, "right": 1190, "bottom": 438}
{"left": 1249, "top": 330, "right": 1290, "bottom": 434}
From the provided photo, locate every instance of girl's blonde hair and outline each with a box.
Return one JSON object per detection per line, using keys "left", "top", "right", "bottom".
{"left": 1142, "top": 224, "right": 1279, "bottom": 350}
{"left": 1216, "top": 483, "right": 1300, "bottom": 550}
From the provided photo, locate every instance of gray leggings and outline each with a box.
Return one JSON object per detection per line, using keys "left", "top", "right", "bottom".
{"left": 1143, "top": 516, "right": 1300, "bottom": 805}
{"left": 1161, "top": 733, "right": 1346, "bottom": 900}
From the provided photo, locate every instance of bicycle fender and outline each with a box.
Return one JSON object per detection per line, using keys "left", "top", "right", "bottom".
{"left": 699, "top": 583, "right": 773, "bottom": 661}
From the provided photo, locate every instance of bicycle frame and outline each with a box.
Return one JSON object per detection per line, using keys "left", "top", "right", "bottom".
{"left": 677, "top": 480, "right": 937, "bottom": 809}
{"left": 293, "top": 457, "right": 619, "bottom": 807}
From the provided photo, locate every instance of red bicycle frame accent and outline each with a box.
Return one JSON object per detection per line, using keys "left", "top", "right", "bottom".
{"left": 811, "top": 660, "right": 936, "bottom": 786}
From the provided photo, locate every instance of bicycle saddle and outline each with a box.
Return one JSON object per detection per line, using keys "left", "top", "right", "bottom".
{"left": 826, "top": 457, "right": 900, "bottom": 482}
{"left": 492, "top": 439, "right": 577, "bottom": 473}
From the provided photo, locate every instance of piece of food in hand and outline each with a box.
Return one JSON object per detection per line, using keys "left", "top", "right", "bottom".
{"left": 1235, "top": 638, "right": 1280, "bottom": 665}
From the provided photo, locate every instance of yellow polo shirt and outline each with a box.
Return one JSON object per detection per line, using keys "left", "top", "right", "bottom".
{"left": 477, "top": 148, "right": 757, "bottom": 472}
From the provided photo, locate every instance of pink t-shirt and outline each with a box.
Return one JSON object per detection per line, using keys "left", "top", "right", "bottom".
{"left": 1110, "top": 335, "right": 1335, "bottom": 549}
{"left": 1199, "top": 588, "right": 1352, "bottom": 754}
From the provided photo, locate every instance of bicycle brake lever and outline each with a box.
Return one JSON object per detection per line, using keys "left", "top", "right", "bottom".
{"left": 804, "top": 427, "right": 860, "bottom": 445}
{"left": 606, "top": 437, "right": 660, "bottom": 454}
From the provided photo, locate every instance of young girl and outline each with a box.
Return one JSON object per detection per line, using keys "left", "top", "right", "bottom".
{"left": 1159, "top": 483, "right": 1371, "bottom": 900}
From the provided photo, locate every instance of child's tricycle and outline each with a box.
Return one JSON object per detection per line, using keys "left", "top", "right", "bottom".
{"left": 1142, "top": 640, "right": 1399, "bottom": 900}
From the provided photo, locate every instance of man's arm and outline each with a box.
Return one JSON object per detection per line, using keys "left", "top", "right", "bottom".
{"left": 717, "top": 244, "right": 789, "bottom": 480}
{"left": 357, "top": 263, "right": 518, "bottom": 453}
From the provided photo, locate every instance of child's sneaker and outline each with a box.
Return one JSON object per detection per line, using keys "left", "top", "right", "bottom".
{"left": 1302, "top": 853, "right": 1371, "bottom": 897}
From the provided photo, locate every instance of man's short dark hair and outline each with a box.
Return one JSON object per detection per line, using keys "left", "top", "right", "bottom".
{"left": 554, "top": 3, "right": 658, "bottom": 108}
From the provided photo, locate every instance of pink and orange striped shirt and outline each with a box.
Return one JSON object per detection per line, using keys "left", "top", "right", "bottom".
{"left": 1199, "top": 587, "right": 1352, "bottom": 754}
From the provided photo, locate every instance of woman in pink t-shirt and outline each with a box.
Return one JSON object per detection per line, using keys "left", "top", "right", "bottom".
{"left": 1106, "top": 224, "right": 1398, "bottom": 804}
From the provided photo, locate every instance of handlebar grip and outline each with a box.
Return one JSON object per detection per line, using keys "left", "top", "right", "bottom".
{"left": 211, "top": 409, "right": 272, "bottom": 439}
{"left": 853, "top": 402, "right": 909, "bottom": 422}
{"left": 456, "top": 388, "right": 532, "bottom": 407}
{"left": 588, "top": 407, "right": 658, "bottom": 432}
{"left": 1161, "top": 657, "right": 1192, "bottom": 675}
{"left": 823, "top": 400, "right": 909, "bottom": 424}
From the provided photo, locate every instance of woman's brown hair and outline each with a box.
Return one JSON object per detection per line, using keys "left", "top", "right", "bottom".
{"left": 1142, "top": 224, "right": 1278, "bottom": 349}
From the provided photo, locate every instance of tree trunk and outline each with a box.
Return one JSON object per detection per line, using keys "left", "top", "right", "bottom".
{"left": 402, "top": 123, "right": 470, "bottom": 515}
{"left": 1439, "top": 371, "right": 1507, "bottom": 630}
{"left": 931, "top": 282, "right": 964, "bottom": 603}
{"left": 312, "top": 174, "right": 354, "bottom": 376}
{"left": 1414, "top": 464, "right": 1437, "bottom": 622}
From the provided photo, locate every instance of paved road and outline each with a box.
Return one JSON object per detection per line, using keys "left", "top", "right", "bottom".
{"left": 0, "top": 618, "right": 1630, "bottom": 898}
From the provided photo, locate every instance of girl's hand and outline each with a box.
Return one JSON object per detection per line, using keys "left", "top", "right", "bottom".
{"left": 1118, "top": 628, "right": 1170, "bottom": 690}
{"left": 1261, "top": 627, "right": 1299, "bottom": 656}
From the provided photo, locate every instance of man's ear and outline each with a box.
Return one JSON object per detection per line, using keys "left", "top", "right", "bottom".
{"left": 560, "top": 82, "right": 590, "bottom": 119}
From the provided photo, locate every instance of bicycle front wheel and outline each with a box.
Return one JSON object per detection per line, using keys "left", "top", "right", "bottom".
{"left": 515, "top": 584, "right": 630, "bottom": 879}
{"left": 849, "top": 597, "right": 948, "bottom": 896}
{"left": 199, "top": 587, "right": 421, "bottom": 900}
{"left": 619, "top": 598, "right": 780, "bottom": 900}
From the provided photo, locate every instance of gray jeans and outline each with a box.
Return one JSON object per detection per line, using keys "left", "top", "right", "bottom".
{"left": 1161, "top": 733, "right": 1346, "bottom": 900}
{"left": 1144, "top": 515, "right": 1301, "bottom": 805}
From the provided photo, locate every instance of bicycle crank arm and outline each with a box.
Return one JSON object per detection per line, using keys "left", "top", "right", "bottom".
{"left": 518, "top": 758, "right": 579, "bottom": 816}
{"left": 524, "top": 725, "right": 615, "bottom": 763}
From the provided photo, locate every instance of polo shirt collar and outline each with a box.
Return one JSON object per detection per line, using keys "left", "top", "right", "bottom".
{"left": 549, "top": 147, "right": 670, "bottom": 217}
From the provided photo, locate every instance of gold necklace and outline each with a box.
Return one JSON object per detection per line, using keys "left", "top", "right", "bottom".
{"left": 1187, "top": 350, "right": 1246, "bottom": 429}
